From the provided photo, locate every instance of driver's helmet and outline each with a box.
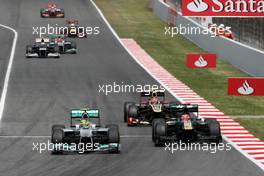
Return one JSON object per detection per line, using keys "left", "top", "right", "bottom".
{"left": 149, "top": 91, "right": 160, "bottom": 104}
{"left": 181, "top": 108, "right": 191, "bottom": 121}
{"left": 56, "top": 36, "right": 63, "bottom": 43}
{"left": 79, "top": 111, "right": 90, "bottom": 127}
{"left": 80, "top": 118, "right": 90, "bottom": 127}
{"left": 149, "top": 96, "right": 159, "bottom": 104}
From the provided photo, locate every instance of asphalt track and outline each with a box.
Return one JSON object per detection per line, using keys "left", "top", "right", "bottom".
{"left": 0, "top": 0, "right": 263, "bottom": 175}
{"left": 0, "top": 27, "right": 13, "bottom": 96}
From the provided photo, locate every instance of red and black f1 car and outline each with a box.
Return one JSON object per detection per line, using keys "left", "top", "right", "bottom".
{"left": 40, "top": 2, "right": 65, "bottom": 18}
{"left": 124, "top": 90, "right": 176, "bottom": 126}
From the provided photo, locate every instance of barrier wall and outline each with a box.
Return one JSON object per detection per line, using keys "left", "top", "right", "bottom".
{"left": 153, "top": 0, "right": 170, "bottom": 22}
{"left": 152, "top": 0, "right": 264, "bottom": 77}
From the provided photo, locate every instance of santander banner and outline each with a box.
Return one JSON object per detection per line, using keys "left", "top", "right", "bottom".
{"left": 186, "top": 53, "right": 216, "bottom": 68}
{"left": 182, "top": 0, "right": 264, "bottom": 17}
{"left": 228, "top": 78, "right": 264, "bottom": 96}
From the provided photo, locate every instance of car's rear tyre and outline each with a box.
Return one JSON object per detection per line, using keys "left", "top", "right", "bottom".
{"left": 152, "top": 118, "right": 165, "bottom": 141}
{"left": 154, "top": 120, "right": 166, "bottom": 147}
{"left": 128, "top": 105, "right": 138, "bottom": 118}
{"left": 206, "top": 119, "right": 222, "bottom": 143}
{"left": 106, "top": 124, "right": 119, "bottom": 143}
{"left": 106, "top": 124, "right": 120, "bottom": 153}
{"left": 71, "top": 41, "right": 77, "bottom": 49}
{"left": 26, "top": 45, "right": 32, "bottom": 54}
{"left": 51, "top": 125, "right": 64, "bottom": 154}
{"left": 51, "top": 125, "right": 64, "bottom": 143}
{"left": 61, "top": 9, "right": 65, "bottom": 18}
{"left": 127, "top": 105, "right": 138, "bottom": 126}
{"left": 40, "top": 9, "right": 44, "bottom": 18}
{"left": 123, "top": 102, "right": 134, "bottom": 122}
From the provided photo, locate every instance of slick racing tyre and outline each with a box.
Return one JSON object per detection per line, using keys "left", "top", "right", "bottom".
{"left": 106, "top": 124, "right": 120, "bottom": 153}
{"left": 40, "top": 8, "right": 44, "bottom": 18}
{"left": 206, "top": 119, "right": 222, "bottom": 143}
{"left": 154, "top": 120, "right": 166, "bottom": 147}
{"left": 127, "top": 105, "right": 138, "bottom": 126}
{"left": 152, "top": 118, "right": 165, "bottom": 142}
{"left": 61, "top": 9, "right": 65, "bottom": 18}
{"left": 128, "top": 105, "right": 138, "bottom": 118}
{"left": 26, "top": 45, "right": 32, "bottom": 55}
{"left": 51, "top": 125, "right": 65, "bottom": 154}
{"left": 71, "top": 41, "right": 77, "bottom": 53}
{"left": 106, "top": 124, "right": 120, "bottom": 143}
{"left": 123, "top": 102, "right": 134, "bottom": 122}
{"left": 51, "top": 125, "right": 65, "bottom": 144}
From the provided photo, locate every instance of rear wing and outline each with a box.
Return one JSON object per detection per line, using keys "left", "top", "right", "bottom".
{"left": 71, "top": 109, "right": 99, "bottom": 118}
{"left": 170, "top": 104, "right": 198, "bottom": 113}
{"left": 35, "top": 38, "right": 49, "bottom": 43}
{"left": 66, "top": 19, "right": 78, "bottom": 25}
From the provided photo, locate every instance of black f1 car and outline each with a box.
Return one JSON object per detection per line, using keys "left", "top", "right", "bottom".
{"left": 40, "top": 2, "right": 64, "bottom": 18}
{"left": 124, "top": 90, "right": 174, "bottom": 126}
{"left": 26, "top": 38, "right": 60, "bottom": 58}
{"left": 51, "top": 108, "right": 120, "bottom": 154}
{"left": 152, "top": 104, "right": 222, "bottom": 146}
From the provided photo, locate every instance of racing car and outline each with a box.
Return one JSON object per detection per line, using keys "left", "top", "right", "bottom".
{"left": 152, "top": 104, "right": 222, "bottom": 146}
{"left": 208, "top": 23, "right": 234, "bottom": 40}
{"left": 48, "top": 34, "right": 77, "bottom": 54}
{"left": 60, "top": 19, "right": 86, "bottom": 38}
{"left": 124, "top": 90, "right": 176, "bottom": 126}
{"left": 51, "top": 108, "right": 120, "bottom": 154}
{"left": 40, "top": 2, "right": 65, "bottom": 18}
{"left": 26, "top": 38, "right": 60, "bottom": 58}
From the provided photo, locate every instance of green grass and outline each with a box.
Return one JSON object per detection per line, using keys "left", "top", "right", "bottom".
{"left": 95, "top": 0, "right": 264, "bottom": 116}
{"left": 236, "top": 118, "right": 264, "bottom": 141}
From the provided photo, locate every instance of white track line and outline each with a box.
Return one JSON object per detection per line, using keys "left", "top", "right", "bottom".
{"left": 90, "top": 0, "right": 264, "bottom": 171}
{"left": 0, "top": 24, "right": 18, "bottom": 120}
{"left": 0, "top": 136, "right": 49, "bottom": 138}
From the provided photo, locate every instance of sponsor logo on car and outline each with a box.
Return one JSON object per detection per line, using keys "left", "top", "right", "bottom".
{"left": 186, "top": 53, "right": 216, "bottom": 68}
{"left": 228, "top": 78, "right": 264, "bottom": 96}
{"left": 182, "top": 0, "right": 264, "bottom": 17}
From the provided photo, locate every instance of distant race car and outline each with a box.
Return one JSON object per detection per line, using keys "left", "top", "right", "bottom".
{"left": 208, "top": 23, "right": 234, "bottom": 40}
{"left": 152, "top": 104, "right": 222, "bottom": 146}
{"left": 51, "top": 108, "right": 120, "bottom": 154}
{"left": 26, "top": 38, "right": 60, "bottom": 58}
{"left": 60, "top": 19, "right": 86, "bottom": 38}
{"left": 124, "top": 90, "right": 176, "bottom": 126}
{"left": 48, "top": 34, "right": 77, "bottom": 54}
{"left": 40, "top": 2, "right": 64, "bottom": 18}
